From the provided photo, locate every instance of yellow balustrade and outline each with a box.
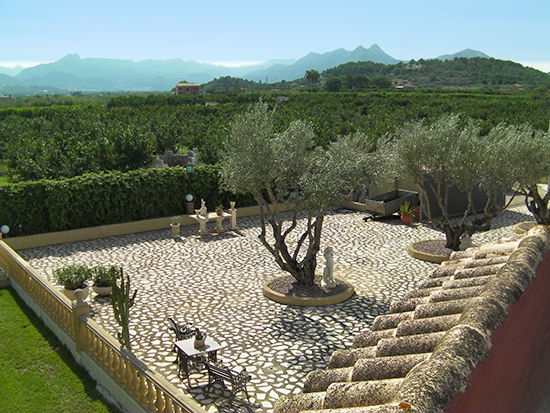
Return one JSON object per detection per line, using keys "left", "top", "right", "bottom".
{"left": 0, "top": 241, "right": 205, "bottom": 413}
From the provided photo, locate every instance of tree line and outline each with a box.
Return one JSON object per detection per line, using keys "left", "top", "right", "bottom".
{"left": 0, "top": 89, "right": 549, "bottom": 182}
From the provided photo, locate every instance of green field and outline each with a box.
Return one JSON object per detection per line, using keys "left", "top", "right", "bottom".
{"left": 0, "top": 287, "right": 121, "bottom": 413}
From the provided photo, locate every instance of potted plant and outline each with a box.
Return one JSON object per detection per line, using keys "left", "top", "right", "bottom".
{"left": 215, "top": 204, "right": 224, "bottom": 216}
{"left": 399, "top": 201, "right": 414, "bottom": 225}
{"left": 414, "top": 205, "right": 421, "bottom": 222}
{"left": 91, "top": 265, "right": 120, "bottom": 296}
{"left": 54, "top": 265, "right": 91, "bottom": 301}
{"left": 194, "top": 328, "right": 206, "bottom": 348}
{"left": 170, "top": 215, "right": 182, "bottom": 236}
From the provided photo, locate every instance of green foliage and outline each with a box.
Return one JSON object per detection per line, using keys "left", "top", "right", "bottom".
{"left": 399, "top": 201, "right": 414, "bottom": 215}
{"left": 381, "top": 114, "right": 548, "bottom": 249}
{"left": 0, "top": 164, "right": 255, "bottom": 236}
{"left": 485, "top": 124, "right": 550, "bottom": 225}
{"left": 324, "top": 57, "right": 550, "bottom": 89}
{"left": 306, "top": 69, "right": 321, "bottom": 85}
{"left": 91, "top": 265, "right": 121, "bottom": 287}
{"left": 325, "top": 77, "right": 342, "bottom": 92}
{"left": 54, "top": 265, "right": 91, "bottom": 290}
{"left": 220, "top": 101, "right": 382, "bottom": 285}
{"left": 1, "top": 90, "right": 549, "bottom": 182}
{"left": 111, "top": 269, "right": 137, "bottom": 350}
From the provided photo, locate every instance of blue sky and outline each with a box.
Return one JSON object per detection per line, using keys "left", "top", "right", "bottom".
{"left": 2, "top": 0, "right": 549, "bottom": 72}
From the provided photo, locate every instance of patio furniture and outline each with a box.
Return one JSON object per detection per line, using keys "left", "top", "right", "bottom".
{"left": 191, "top": 211, "right": 232, "bottom": 235}
{"left": 168, "top": 317, "right": 197, "bottom": 368}
{"left": 205, "top": 361, "right": 251, "bottom": 400}
{"left": 175, "top": 336, "right": 225, "bottom": 386}
{"left": 168, "top": 317, "right": 195, "bottom": 341}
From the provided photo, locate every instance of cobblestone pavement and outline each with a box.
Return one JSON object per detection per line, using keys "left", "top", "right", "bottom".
{"left": 18, "top": 205, "right": 533, "bottom": 412}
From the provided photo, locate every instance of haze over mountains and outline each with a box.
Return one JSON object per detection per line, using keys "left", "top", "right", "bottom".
{"left": 0, "top": 44, "right": 491, "bottom": 93}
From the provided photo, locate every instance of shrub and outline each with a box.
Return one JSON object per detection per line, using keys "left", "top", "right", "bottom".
{"left": 0, "top": 164, "right": 255, "bottom": 236}
{"left": 54, "top": 265, "right": 91, "bottom": 290}
{"left": 91, "top": 266, "right": 121, "bottom": 288}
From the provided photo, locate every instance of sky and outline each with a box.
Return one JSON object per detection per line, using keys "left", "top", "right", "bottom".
{"left": 1, "top": 0, "right": 550, "bottom": 72}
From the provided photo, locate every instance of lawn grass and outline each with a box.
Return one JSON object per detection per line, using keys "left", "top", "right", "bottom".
{"left": 0, "top": 287, "right": 122, "bottom": 413}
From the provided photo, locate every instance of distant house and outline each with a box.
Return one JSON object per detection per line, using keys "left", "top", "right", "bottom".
{"left": 205, "top": 102, "right": 219, "bottom": 107}
{"left": 275, "top": 96, "right": 288, "bottom": 103}
{"left": 176, "top": 82, "right": 200, "bottom": 95}
{"left": 391, "top": 79, "right": 416, "bottom": 89}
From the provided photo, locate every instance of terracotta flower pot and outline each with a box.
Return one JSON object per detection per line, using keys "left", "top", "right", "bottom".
{"left": 401, "top": 214, "right": 413, "bottom": 225}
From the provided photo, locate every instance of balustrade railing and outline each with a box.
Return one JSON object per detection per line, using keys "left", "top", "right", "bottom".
{"left": 0, "top": 241, "right": 205, "bottom": 413}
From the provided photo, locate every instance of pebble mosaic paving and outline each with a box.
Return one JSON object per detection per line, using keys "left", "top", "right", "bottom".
{"left": 17, "top": 205, "right": 533, "bottom": 412}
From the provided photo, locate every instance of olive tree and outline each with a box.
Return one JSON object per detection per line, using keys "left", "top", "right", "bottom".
{"left": 220, "top": 101, "right": 383, "bottom": 285}
{"left": 486, "top": 123, "right": 550, "bottom": 225}
{"left": 380, "top": 114, "right": 525, "bottom": 250}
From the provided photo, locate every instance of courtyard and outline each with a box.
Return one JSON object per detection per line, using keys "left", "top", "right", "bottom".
{"left": 18, "top": 204, "right": 533, "bottom": 412}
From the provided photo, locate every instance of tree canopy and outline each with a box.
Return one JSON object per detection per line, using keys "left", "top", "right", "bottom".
{"left": 380, "top": 114, "right": 550, "bottom": 249}
{"left": 220, "top": 100, "right": 384, "bottom": 285}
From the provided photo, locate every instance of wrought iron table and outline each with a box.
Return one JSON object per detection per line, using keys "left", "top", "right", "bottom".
{"left": 175, "top": 337, "right": 225, "bottom": 386}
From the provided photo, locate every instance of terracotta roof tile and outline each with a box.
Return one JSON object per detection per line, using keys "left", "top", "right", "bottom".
{"left": 274, "top": 226, "right": 550, "bottom": 413}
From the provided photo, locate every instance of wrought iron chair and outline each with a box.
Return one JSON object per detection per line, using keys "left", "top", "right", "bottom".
{"left": 168, "top": 317, "right": 195, "bottom": 341}
{"left": 168, "top": 317, "right": 205, "bottom": 371}
{"left": 205, "top": 360, "right": 251, "bottom": 400}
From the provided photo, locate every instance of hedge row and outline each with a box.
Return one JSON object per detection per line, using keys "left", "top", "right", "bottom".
{"left": 0, "top": 164, "right": 255, "bottom": 237}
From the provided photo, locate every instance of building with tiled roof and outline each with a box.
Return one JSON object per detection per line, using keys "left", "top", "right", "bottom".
{"left": 275, "top": 226, "right": 550, "bottom": 413}
{"left": 176, "top": 82, "right": 200, "bottom": 95}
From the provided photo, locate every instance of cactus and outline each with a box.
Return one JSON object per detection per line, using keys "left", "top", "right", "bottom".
{"left": 111, "top": 269, "right": 137, "bottom": 350}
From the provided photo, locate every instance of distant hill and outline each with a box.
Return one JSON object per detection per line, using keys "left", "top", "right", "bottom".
{"left": 324, "top": 56, "right": 550, "bottom": 89}
{"left": 436, "top": 49, "right": 490, "bottom": 61}
{"left": 0, "top": 74, "right": 18, "bottom": 85}
{"left": 4, "top": 45, "right": 401, "bottom": 92}
{"left": 13, "top": 53, "right": 297, "bottom": 92}
{"left": 0, "top": 65, "right": 25, "bottom": 77}
{"left": 245, "top": 45, "right": 400, "bottom": 82}
{"left": 5, "top": 45, "right": 539, "bottom": 94}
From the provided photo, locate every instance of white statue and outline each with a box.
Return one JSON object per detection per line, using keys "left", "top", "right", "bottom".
{"left": 200, "top": 199, "right": 207, "bottom": 216}
{"left": 322, "top": 246, "right": 336, "bottom": 288}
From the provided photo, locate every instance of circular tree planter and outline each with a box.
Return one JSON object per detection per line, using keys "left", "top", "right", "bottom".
{"left": 408, "top": 239, "right": 453, "bottom": 263}
{"left": 263, "top": 274, "right": 354, "bottom": 306}
{"left": 514, "top": 221, "right": 537, "bottom": 234}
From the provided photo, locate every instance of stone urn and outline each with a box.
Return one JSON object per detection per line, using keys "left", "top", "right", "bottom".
{"left": 92, "top": 285, "right": 112, "bottom": 297}
{"left": 170, "top": 223, "right": 180, "bottom": 236}
{"left": 62, "top": 284, "right": 90, "bottom": 301}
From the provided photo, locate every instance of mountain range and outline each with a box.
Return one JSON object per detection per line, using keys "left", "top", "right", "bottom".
{"left": 0, "top": 45, "right": 490, "bottom": 93}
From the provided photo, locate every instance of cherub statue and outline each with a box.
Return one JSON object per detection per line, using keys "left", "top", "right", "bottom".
{"left": 200, "top": 199, "right": 207, "bottom": 216}
{"left": 322, "top": 246, "right": 336, "bottom": 288}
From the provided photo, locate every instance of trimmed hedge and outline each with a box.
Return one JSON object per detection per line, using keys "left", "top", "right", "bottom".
{"left": 0, "top": 164, "right": 254, "bottom": 237}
